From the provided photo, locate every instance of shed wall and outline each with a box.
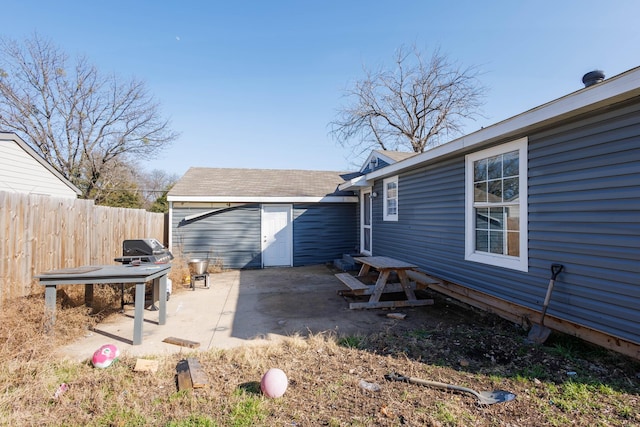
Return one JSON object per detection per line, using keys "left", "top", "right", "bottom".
{"left": 371, "top": 101, "right": 640, "bottom": 344}
{"left": 172, "top": 204, "right": 262, "bottom": 269}
{"left": 172, "top": 202, "right": 358, "bottom": 270}
{"left": 293, "top": 203, "right": 358, "bottom": 266}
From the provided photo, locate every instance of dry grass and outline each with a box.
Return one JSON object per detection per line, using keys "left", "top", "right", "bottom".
{"left": 169, "top": 247, "right": 226, "bottom": 291}
{"left": 1, "top": 286, "right": 639, "bottom": 426}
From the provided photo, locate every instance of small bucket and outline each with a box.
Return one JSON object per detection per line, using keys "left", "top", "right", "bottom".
{"left": 188, "top": 259, "right": 209, "bottom": 275}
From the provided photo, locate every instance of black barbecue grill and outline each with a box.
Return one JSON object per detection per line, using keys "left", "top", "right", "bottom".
{"left": 114, "top": 239, "right": 174, "bottom": 265}
{"left": 114, "top": 238, "right": 174, "bottom": 307}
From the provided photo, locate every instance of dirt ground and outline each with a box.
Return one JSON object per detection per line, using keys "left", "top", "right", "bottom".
{"left": 1, "top": 265, "right": 639, "bottom": 426}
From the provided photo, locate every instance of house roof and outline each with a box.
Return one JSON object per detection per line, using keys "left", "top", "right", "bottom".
{"left": 342, "top": 65, "right": 640, "bottom": 188}
{"left": 359, "top": 150, "right": 418, "bottom": 174}
{"left": 168, "top": 167, "right": 357, "bottom": 203}
{"left": 374, "top": 150, "right": 417, "bottom": 162}
{"left": 0, "top": 132, "right": 82, "bottom": 196}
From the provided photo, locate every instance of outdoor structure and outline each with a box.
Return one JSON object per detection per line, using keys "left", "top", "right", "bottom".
{"left": 0, "top": 132, "right": 81, "bottom": 198}
{"left": 339, "top": 67, "right": 640, "bottom": 358}
{"left": 167, "top": 67, "right": 639, "bottom": 358}
{"left": 167, "top": 168, "right": 360, "bottom": 268}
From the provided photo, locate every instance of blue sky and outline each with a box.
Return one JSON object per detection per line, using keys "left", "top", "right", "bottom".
{"left": 3, "top": 1, "right": 639, "bottom": 177}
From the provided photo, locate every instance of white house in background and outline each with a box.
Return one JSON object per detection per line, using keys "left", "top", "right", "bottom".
{"left": 0, "top": 132, "right": 81, "bottom": 198}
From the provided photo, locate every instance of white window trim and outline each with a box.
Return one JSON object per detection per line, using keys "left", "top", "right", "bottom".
{"left": 464, "top": 137, "right": 528, "bottom": 272}
{"left": 383, "top": 176, "right": 399, "bottom": 222}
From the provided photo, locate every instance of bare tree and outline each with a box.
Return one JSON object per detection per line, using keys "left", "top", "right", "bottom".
{"left": 331, "top": 46, "right": 486, "bottom": 157}
{"left": 136, "top": 168, "right": 179, "bottom": 210}
{"left": 0, "top": 34, "right": 179, "bottom": 199}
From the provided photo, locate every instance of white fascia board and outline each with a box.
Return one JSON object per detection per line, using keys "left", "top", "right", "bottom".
{"left": 366, "top": 66, "right": 640, "bottom": 180}
{"left": 338, "top": 175, "right": 372, "bottom": 191}
{"left": 167, "top": 195, "right": 358, "bottom": 203}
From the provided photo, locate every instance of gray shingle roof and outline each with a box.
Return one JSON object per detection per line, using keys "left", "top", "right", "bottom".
{"left": 168, "top": 167, "right": 354, "bottom": 198}
{"left": 374, "top": 150, "right": 417, "bottom": 162}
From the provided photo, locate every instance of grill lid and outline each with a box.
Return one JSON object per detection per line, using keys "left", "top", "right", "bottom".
{"left": 114, "top": 239, "right": 174, "bottom": 264}
{"left": 123, "top": 239, "right": 167, "bottom": 256}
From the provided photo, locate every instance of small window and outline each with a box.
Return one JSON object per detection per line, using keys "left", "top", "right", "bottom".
{"left": 383, "top": 176, "right": 398, "bottom": 221}
{"left": 465, "top": 138, "right": 528, "bottom": 271}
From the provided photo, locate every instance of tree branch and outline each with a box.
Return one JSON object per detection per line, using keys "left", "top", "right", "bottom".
{"left": 329, "top": 44, "right": 486, "bottom": 158}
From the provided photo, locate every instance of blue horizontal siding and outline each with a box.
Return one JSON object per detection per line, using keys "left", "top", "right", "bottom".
{"left": 526, "top": 104, "right": 640, "bottom": 340}
{"left": 370, "top": 101, "right": 640, "bottom": 344}
{"left": 172, "top": 204, "right": 262, "bottom": 269}
{"left": 293, "top": 203, "right": 358, "bottom": 266}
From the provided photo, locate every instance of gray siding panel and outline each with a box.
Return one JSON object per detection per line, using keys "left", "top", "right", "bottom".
{"left": 371, "top": 102, "right": 640, "bottom": 344}
{"left": 172, "top": 205, "right": 262, "bottom": 269}
{"left": 172, "top": 202, "right": 358, "bottom": 270}
{"left": 526, "top": 104, "right": 640, "bottom": 341}
{"left": 293, "top": 203, "right": 358, "bottom": 266}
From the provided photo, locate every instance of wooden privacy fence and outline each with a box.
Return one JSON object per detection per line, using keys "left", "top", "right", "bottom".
{"left": 0, "top": 191, "right": 166, "bottom": 305}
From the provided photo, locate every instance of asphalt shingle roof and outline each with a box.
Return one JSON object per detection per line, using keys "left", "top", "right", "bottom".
{"left": 374, "top": 150, "right": 417, "bottom": 162}
{"left": 169, "top": 167, "right": 354, "bottom": 198}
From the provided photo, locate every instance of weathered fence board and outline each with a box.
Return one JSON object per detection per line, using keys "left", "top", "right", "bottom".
{"left": 0, "top": 191, "right": 165, "bottom": 304}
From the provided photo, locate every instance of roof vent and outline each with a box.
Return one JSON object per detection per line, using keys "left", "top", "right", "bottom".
{"left": 369, "top": 157, "right": 378, "bottom": 170}
{"left": 582, "top": 70, "right": 605, "bottom": 88}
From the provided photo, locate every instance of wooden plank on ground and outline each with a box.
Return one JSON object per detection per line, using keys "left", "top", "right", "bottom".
{"left": 349, "top": 299, "right": 434, "bottom": 310}
{"left": 163, "top": 336, "right": 201, "bottom": 348}
{"left": 187, "top": 358, "right": 208, "bottom": 388}
{"left": 176, "top": 359, "right": 193, "bottom": 391}
{"left": 134, "top": 358, "right": 159, "bottom": 373}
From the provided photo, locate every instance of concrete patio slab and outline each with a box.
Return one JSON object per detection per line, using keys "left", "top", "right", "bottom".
{"left": 55, "top": 264, "right": 427, "bottom": 362}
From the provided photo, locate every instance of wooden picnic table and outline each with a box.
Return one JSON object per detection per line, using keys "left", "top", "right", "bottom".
{"left": 340, "top": 256, "right": 434, "bottom": 309}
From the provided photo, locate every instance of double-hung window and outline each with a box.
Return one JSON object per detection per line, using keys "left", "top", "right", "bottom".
{"left": 465, "top": 138, "right": 528, "bottom": 271}
{"left": 383, "top": 176, "right": 398, "bottom": 221}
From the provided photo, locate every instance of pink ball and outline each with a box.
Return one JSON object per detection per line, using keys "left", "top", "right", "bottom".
{"left": 91, "top": 344, "right": 120, "bottom": 368}
{"left": 260, "top": 368, "right": 288, "bottom": 398}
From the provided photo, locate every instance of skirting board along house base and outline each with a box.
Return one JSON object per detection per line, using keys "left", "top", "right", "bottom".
{"left": 408, "top": 271, "right": 640, "bottom": 361}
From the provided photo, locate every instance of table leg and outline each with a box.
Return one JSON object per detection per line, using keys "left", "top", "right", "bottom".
{"left": 349, "top": 267, "right": 435, "bottom": 310}
{"left": 149, "top": 278, "right": 159, "bottom": 311}
{"left": 397, "top": 270, "right": 417, "bottom": 301}
{"left": 44, "top": 285, "right": 57, "bottom": 334}
{"left": 158, "top": 275, "right": 167, "bottom": 325}
{"left": 133, "top": 282, "right": 145, "bottom": 345}
{"left": 369, "top": 270, "right": 390, "bottom": 303}
{"left": 357, "top": 263, "right": 371, "bottom": 277}
{"left": 84, "top": 283, "right": 94, "bottom": 309}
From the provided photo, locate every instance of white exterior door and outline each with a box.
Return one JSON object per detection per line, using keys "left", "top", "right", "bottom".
{"left": 261, "top": 204, "right": 293, "bottom": 267}
{"left": 361, "top": 188, "right": 372, "bottom": 255}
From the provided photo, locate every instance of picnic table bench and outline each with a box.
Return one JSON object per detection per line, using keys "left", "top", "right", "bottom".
{"left": 334, "top": 272, "right": 370, "bottom": 294}
{"left": 335, "top": 272, "right": 433, "bottom": 296}
{"left": 405, "top": 270, "right": 443, "bottom": 287}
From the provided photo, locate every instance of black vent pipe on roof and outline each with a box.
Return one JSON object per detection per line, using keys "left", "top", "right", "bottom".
{"left": 582, "top": 70, "right": 605, "bottom": 87}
